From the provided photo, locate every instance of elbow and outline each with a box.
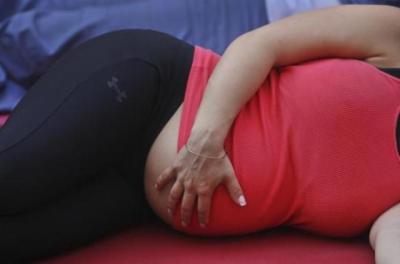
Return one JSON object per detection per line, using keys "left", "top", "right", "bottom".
{"left": 369, "top": 203, "right": 400, "bottom": 250}
{"left": 369, "top": 217, "right": 383, "bottom": 250}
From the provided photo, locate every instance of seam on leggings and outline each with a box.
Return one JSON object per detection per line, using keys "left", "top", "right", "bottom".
{"left": 0, "top": 57, "right": 160, "bottom": 155}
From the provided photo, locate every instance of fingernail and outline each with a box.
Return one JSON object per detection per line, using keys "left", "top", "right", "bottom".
{"left": 168, "top": 208, "right": 172, "bottom": 216}
{"left": 154, "top": 183, "right": 158, "bottom": 189}
{"left": 181, "top": 221, "right": 187, "bottom": 227}
{"left": 238, "top": 195, "right": 247, "bottom": 207}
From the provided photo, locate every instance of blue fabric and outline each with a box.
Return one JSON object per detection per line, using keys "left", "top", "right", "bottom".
{"left": 340, "top": 0, "right": 400, "bottom": 5}
{"left": 266, "top": 0, "right": 340, "bottom": 22}
{"left": 0, "top": 0, "right": 137, "bottom": 21}
{"left": 1, "top": 0, "right": 396, "bottom": 113}
{"left": 0, "top": 0, "right": 267, "bottom": 113}
{"left": 0, "top": 63, "right": 27, "bottom": 113}
{"left": 0, "top": 80, "right": 26, "bottom": 114}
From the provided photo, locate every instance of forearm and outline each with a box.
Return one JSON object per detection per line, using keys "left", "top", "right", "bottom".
{"left": 188, "top": 32, "right": 276, "bottom": 153}
{"left": 187, "top": 4, "right": 400, "bottom": 154}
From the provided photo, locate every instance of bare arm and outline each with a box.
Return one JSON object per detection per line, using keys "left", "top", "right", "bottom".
{"left": 370, "top": 203, "right": 400, "bottom": 264}
{"left": 189, "top": 4, "right": 400, "bottom": 151}
{"left": 156, "top": 4, "right": 400, "bottom": 228}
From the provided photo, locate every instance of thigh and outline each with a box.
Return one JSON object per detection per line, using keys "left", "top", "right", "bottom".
{"left": 0, "top": 30, "right": 179, "bottom": 215}
{"left": 0, "top": 167, "right": 153, "bottom": 263}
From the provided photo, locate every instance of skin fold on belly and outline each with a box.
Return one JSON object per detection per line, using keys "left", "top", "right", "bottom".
{"left": 144, "top": 104, "right": 183, "bottom": 226}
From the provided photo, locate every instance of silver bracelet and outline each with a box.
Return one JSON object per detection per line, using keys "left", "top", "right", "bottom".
{"left": 185, "top": 143, "right": 226, "bottom": 159}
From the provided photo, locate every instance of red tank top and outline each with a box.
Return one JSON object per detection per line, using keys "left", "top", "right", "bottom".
{"left": 173, "top": 46, "right": 400, "bottom": 237}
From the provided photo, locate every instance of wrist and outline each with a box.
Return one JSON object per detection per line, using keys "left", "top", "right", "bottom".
{"left": 185, "top": 143, "right": 226, "bottom": 159}
{"left": 187, "top": 127, "right": 227, "bottom": 155}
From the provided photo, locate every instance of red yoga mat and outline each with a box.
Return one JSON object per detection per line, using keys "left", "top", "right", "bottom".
{"left": 39, "top": 223, "right": 374, "bottom": 264}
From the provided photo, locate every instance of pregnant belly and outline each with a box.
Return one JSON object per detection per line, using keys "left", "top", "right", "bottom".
{"left": 144, "top": 104, "right": 183, "bottom": 227}
{"left": 143, "top": 105, "right": 261, "bottom": 235}
{"left": 144, "top": 98, "right": 295, "bottom": 237}
{"left": 145, "top": 58, "right": 400, "bottom": 238}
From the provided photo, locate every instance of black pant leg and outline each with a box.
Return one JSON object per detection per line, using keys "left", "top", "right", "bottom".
{"left": 0, "top": 29, "right": 194, "bottom": 216}
{"left": 0, "top": 167, "right": 149, "bottom": 263}
{"left": 0, "top": 29, "right": 193, "bottom": 262}
{"left": 0, "top": 56, "right": 159, "bottom": 215}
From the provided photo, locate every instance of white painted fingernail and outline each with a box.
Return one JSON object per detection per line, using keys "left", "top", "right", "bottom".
{"left": 238, "top": 195, "right": 247, "bottom": 207}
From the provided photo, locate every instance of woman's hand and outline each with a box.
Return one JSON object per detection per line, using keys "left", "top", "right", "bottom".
{"left": 154, "top": 143, "right": 247, "bottom": 228}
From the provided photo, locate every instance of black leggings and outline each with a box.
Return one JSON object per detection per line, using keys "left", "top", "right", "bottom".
{"left": 0, "top": 29, "right": 194, "bottom": 262}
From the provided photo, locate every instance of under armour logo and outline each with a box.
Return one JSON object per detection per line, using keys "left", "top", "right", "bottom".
{"left": 107, "top": 76, "right": 127, "bottom": 103}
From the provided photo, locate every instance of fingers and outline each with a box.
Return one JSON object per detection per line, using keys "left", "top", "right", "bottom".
{"left": 159, "top": 153, "right": 246, "bottom": 229}
{"left": 225, "top": 174, "right": 247, "bottom": 207}
{"left": 167, "top": 180, "right": 184, "bottom": 217}
{"left": 181, "top": 179, "right": 196, "bottom": 227}
{"left": 155, "top": 166, "right": 176, "bottom": 191}
{"left": 197, "top": 183, "right": 213, "bottom": 228}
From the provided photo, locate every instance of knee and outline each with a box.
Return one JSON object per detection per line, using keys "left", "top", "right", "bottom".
{"left": 0, "top": 174, "right": 43, "bottom": 216}
{"left": 0, "top": 184, "right": 28, "bottom": 216}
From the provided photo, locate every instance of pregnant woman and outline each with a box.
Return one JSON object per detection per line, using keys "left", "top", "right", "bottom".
{"left": 0, "top": 4, "right": 399, "bottom": 264}
{"left": 148, "top": 4, "right": 400, "bottom": 264}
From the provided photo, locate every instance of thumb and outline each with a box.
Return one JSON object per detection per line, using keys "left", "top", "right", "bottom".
{"left": 224, "top": 174, "right": 247, "bottom": 207}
